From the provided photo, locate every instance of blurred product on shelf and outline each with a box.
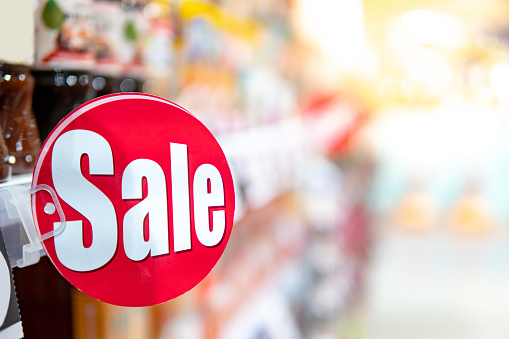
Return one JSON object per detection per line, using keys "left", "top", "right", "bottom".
{"left": 302, "top": 92, "right": 366, "bottom": 157}
{"left": 119, "top": 0, "right": 149, "bottom": 93}
{"left": 73, "top": 290, "right": 154, "bottom": 339}
{"left": 218, "top": 120, "right": 305, "bottom": 216}
{"left": 91, "top": 0, "right": 124, "bottom": 97}
{"left": 143, "top": 0, "right": 175, "bottom": 98}
{"left": 0, "top": 1, "right": 41, "bottom": 177}
{"left": 392, "top": 176, "right": 437, "bottom": 232}
{"left": 299, "top": 152, "right": 373, "bottom": 339}
{"left": 176, "top": 0, "right": 299, "bottom": 133}
{"left": 92, "top": 0, "right": 176, "bottom": 98}
{"left": 32, "top": 0, "right": 94, "bottom": 140}
{"left": 448, "top": 174, "right": 492, "bottom": 236}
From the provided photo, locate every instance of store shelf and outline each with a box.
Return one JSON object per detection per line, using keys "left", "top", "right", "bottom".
{"left": 0, "top": 174, "right": 32, "bottom": 188}
{"left": 0, "top": 117, "right": 307, "bottom": 273}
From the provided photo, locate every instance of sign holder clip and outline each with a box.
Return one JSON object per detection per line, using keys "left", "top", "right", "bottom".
{"left": 0, "top": 184, "right": 66, "bottom": 268}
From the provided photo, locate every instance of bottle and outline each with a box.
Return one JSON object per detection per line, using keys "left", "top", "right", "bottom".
{"left": 92, "top": 0, "right": 123, "bottom": 97}
{"left": 0, "top": 64, "right": 41, "bottom": 174}
{"left": 32, "top": 0, "right": 95, "bottom": 141}
{"left": 0, "top": 1, "right": 41, "bottom": 176}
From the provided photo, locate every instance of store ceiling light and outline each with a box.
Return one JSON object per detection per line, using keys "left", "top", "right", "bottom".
{"left": 295, "top": 0, "right": 364, "bottom": 66}
{"left": 401, "top": 9, "right": 463, "bottom": 47}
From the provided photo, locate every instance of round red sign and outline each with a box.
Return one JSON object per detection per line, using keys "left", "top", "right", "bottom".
{"left": 32, "top": 93, "right": 235, "bottom": 306}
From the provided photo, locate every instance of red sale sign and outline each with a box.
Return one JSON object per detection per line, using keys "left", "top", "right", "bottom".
{"left": 31, "top": 93, "right": 235, "bottom": 307}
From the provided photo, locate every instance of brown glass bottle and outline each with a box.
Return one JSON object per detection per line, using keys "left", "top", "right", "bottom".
{"left": 0, "top": 63, "right": 41, "bottom": 175}
{"left": 0, "top": 126, "right": 13, "bottom": 182}
{"left": 32, "top": 69, "right": 92, "bottom": 140}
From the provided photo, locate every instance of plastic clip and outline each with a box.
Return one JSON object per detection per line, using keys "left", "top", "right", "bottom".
{"left": 5, "top": 184, "right": 66, "bottom": 268}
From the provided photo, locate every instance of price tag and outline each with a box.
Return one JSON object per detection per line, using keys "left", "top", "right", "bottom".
{"left": 0, "top": 231, "right": 23, "bottom": 338}
{"left": 32, "top": 93, "right": 235, "bottom": 306}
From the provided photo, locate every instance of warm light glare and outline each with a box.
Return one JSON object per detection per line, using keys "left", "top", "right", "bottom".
{"left": 401, "top": 9, "right": 464, "bottom": 47}
{"left": 490, "top": 64, "right": 509, "bottom": 93}
{"left": 296, "top": 0, "right": 364, "bottom": 66}
{"left": 144, "top": 2, "right": 162, "bottom": 20}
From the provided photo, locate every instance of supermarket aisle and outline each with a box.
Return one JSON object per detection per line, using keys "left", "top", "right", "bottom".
{"left": 364, "top": 224, "right": 509, "bottom": 339}
{"left": 6, "top": 0, "right": 509, "bottom": 337}
{"left": 361, "top": 105, "right": 509, "bottom": 339}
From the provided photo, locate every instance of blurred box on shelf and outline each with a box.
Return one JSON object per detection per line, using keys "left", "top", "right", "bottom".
{"left": 72, "top": 290, "right": 155, "bottom": 339}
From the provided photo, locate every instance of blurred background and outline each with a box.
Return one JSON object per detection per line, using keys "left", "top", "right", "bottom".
{"left": 3, "top": 0, "right": 509, "bottom": 338}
